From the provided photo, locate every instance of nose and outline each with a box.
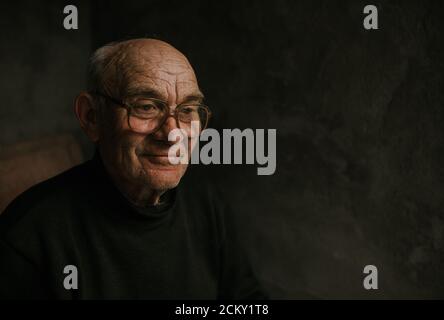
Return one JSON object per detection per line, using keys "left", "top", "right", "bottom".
{"left": 150, "top": 110, "right": 180, "bottom": 143}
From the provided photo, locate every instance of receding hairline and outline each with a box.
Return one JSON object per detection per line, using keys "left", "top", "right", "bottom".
{"left": 87, "top": 38, "right": 198, "bottom": 97}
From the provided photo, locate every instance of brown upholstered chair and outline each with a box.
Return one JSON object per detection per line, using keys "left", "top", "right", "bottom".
{"left": 0, "top": 134, "right": 84, "bottom": 213}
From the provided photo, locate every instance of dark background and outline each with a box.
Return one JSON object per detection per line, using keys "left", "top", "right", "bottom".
{"left": 1, "top": 0, "right": 444, "bottom": 298}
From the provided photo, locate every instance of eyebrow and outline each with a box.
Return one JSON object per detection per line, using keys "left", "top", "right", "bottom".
{"left": 125, "top": 87, "right": 164, "bottom": 100}
{"left": 181, "top": 91, "right": 205, "bottom": 104}
{"left": 125, "top": 86, "right": 205, "bottom": 104}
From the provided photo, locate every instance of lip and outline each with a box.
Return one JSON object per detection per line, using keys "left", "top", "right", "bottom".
{"left": 141, "top": 154, "right": 170, "bottom": 157}
{"left": 139, "top": 153, "right": 183, "bottom": 166}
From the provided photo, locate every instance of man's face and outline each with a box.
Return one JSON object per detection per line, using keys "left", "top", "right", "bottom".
{"left": 98, "top": 41, "right": 202, "bottom": 193}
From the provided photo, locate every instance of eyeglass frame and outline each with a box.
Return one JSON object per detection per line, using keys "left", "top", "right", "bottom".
{"left": 89, "top": 90, "right": 212, "bottom": 134}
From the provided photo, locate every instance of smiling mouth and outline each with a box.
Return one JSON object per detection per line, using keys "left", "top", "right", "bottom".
{"left": 139, "top": 153, "right": 183, "bottom": 165}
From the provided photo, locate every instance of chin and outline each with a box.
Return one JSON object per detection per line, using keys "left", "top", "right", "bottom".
{"left": 139, "top": 166, "right": 185, "bottom": 191}
{"left": 145, "top": 176, "right": 181, "bottom": 191}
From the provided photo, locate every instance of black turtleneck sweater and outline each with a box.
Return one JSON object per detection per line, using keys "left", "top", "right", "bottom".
{"left": 0, "top": 155, "right": 265, "bottom": 299}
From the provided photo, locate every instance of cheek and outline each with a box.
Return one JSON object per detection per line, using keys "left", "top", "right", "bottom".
{"left": 148, "top": 164, "right": 188, "bottom": 185}
{"left": 121, "top": 135, "right": 146, "bottom": 166}
{"left": 99, "top": 115, "right": 144, "bottom": 164}
{"left": 99, "top": 111, "right": 122, "bottom": 144}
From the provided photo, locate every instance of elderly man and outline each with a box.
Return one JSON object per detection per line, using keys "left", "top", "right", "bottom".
{"left": 0, "top": 39, "right": 265, "bottom": 299}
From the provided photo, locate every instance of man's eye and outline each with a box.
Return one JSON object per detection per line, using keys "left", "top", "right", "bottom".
{"left": 181, "top": 106, "right": 197, "bottom": 114}
{"left": 135, "top": 104, "right": 158, "bottom": 112}
{"left": 131, "top": 103, "right": 161, "bottom": 119}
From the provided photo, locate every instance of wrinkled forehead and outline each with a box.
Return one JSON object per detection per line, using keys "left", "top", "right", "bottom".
{"left": 109, "top": 43, "right": 201, "bottom": 102}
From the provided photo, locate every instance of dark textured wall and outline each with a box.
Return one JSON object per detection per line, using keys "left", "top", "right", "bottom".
{"left": 92, "top": 0, "right": 444, "bottom": 298}
{"left": 1, "top": 0, "right": 443, "bottom": 298}
{"left": 0, "top": 0, "right": 91, "bottom": 151}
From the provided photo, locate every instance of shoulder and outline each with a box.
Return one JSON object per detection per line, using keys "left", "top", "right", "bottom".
{"left": 180, "top": 165, "right": 228, "bottom": 202}
{"left": 178, "top": 165, "right": 234, "bottom": 242}
{"left": 178, "top": 165, "right": 228, "bottom": 217}
{"left": 0, "top": 161, "right": 91, "bottom": 235}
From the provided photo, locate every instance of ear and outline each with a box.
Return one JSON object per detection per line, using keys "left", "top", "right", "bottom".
{"left": 74, "top": 91, "right": 100, "bottom": 142}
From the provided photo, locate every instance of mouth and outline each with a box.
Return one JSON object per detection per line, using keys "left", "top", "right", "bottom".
{"left": 139, "top": 153, "right": 183, "bottom": 166}
{"left": 142, "top": 154, "right": 169, "bottom": 157}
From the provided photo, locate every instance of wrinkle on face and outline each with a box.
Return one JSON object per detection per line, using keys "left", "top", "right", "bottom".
{"left": 103, "top": 39, "right": 199, "bottom": 103}
{"left": 97, "top": 38, "right": 204, "bottom": 205}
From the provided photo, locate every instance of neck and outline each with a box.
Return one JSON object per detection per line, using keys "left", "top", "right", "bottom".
{"left": 98, "top": 155, "right": 166, "bottom": 207}
{"left": 116, "top": 182, "right": 165, "bottom": 207}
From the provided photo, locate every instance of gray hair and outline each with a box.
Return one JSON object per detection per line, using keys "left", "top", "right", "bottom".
{"left": 87, "top": 41, "right": 123, "bottom": 94}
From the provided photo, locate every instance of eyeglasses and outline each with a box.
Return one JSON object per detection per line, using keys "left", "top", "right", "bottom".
{"left": 91, "top": 91, "right": 211, "bottom": 135}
